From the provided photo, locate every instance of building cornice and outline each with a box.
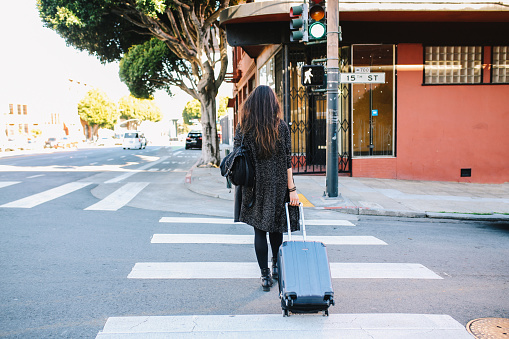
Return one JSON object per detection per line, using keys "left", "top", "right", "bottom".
{"left": 220, "top": 0, "right": 509, "bottom": 26}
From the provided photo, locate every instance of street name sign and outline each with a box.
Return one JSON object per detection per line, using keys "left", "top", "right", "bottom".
{"left": 340, "top": 72, "right": 385, "bottom": 84}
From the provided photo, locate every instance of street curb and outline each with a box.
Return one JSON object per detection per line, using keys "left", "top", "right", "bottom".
{"left": 185, "top": 165, "right": 509, "bottom": 222}
{"left": 426, "top": 212, "right": 509, "bottom": 222}
{"left": 321, "top": 206, "right": 426, "bottom": 218}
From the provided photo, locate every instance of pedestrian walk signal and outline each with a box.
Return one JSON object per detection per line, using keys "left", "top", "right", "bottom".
{"left": 301, "top": 65, "right": 325, "bottom": 86}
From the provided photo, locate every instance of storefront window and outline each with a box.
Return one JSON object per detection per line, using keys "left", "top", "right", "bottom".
{"left": 259, "top": 57, "right": 275, "bottom": 88}
{"left": 424, "top": 46, "right": 482, "bottom": 84}
{"left": 492, "top": 46, "right": 509, "bottom": 84}
{"left": 351, "top": 44, "right": 395, "bottom": 157}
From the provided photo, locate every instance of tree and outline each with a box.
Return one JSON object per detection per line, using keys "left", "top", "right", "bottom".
{"left": 38, "top": 0, "right": 239, "bottom": 166}
{"left": 78, "top": 88, "right": 117, "bottom": 139}
{"left": 182, "top": 95, "right": 227, "bottom": 125}
{"left": 118, "top": 95, "right": 162, "bottom": 123}
{"left": 182, "top": 99, "right": 201, "bottom": 125}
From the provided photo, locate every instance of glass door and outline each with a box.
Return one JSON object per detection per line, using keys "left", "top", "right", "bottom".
{"left": 351, "top": 44, "right": 395, "bottom": 157}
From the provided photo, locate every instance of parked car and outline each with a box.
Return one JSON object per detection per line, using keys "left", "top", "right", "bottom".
{"left": 56, "top": 137, "right": 78, "bottom": 149}
{"left": 122, "top": 131, "right": 146, "bottom": 149}
{"left": 44, "top": 137, "right": 58, "bottom": 148}
{"left": 185, "top": 130, "right": 202, "bottom": 149}
{"left": 1, "top": 137, "right": 14, "bottom": 151}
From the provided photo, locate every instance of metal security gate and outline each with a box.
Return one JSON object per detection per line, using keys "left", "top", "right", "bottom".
{"left": 282, "top": 45, "right": 351, "bottom": 175}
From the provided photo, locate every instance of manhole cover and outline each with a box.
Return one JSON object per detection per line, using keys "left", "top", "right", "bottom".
{"left": 467, "top": 318, "right": 509, "bottom": 338}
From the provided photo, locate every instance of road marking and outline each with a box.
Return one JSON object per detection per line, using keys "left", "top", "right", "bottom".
{"left": 298, "top": 193, "right": 314, "bottom": 207}
{"left": 96, "top": 314, "right": 472, "bottom": 338}
{"left": 0, "top": 181, "right": 20, "bottom": 189}
{"left": 26, "top": 174, "right": 45, "bottom": 179}
{"left": 151, "top": 234, "right": 386, "bottom": 245}
{"left": 127, "top": 262, "right": 442, "bottom": 279}
{"left": 85, "top": 182, "right": 150, "bottom": 211}
{"left": 104, "top": 156, "right": 169, "bottom": 183}
{"left": 0, "top": 182, "right": 92, "bottom": 208}
{"left": 159, "top": 217, "right": 355, "bottom": 227}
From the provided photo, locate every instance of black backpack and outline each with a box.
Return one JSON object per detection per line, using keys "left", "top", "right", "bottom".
{"left": 220, "top": 135, "right": 255, "bottom": 187}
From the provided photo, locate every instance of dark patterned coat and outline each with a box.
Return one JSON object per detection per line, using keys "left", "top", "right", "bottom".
{"left": 235, "top": 120, "right": 300, "bottom": 233}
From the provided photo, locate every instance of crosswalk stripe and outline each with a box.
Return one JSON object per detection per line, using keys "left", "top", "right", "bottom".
{"left": 96, "top": 314, "right": 472, "bottom": 338}
{"left": 159, "top": 217, "right": 356, "bottom": 226}
{"left": 0, "top": 182, "right": 92, "bottom": 208}
{"left": 127, "top": 262, "right": 442, "bottom": 279}
{"left": 85, "top": 182, "right": 150, "bottom": 211}
{"left": 0, "top": 181, "right": 20, "bottom": 189}
{"left": 151, "top": 234, "right": 387, "bottom": 245}
{"left": 104, "top": 156, "right": 169, "bottom": 183}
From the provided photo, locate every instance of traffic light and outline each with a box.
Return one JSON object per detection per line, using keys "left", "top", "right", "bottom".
{"left": 289, "top": 4, "right": 308, "bottom": 42}
{"left": 308, "top": 0, "right": 326, "bottom": 41}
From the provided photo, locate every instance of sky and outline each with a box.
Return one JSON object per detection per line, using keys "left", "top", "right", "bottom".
{"left": 0, "top": 1, "right": 232, "bottom": 122}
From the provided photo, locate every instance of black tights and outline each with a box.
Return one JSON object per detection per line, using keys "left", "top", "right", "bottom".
{"left": 254, "top": 228, "right": 283, "bottom": 270}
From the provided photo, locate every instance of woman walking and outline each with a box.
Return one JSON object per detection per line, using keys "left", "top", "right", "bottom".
{"left": 234, "top": 85, "right": 300, "bottom": 292}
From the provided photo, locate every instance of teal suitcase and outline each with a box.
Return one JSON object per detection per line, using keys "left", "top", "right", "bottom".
{"left": 278, "top": 203, "right": 335, "bottom": 316}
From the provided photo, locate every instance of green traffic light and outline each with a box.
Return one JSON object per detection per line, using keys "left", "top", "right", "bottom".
{"left": 309, "top": 21, "right": 326, "bottom": 40}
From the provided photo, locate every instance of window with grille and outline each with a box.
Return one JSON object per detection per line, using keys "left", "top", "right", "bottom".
{"left": 424, "top": 46, "right": 482, "bottom": 84}
{"left": 492, "top": 46, "right": 509, "bottom": 83}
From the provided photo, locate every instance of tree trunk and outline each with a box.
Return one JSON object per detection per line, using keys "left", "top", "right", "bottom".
{"left": 198, "top": 92, "right": 220, "bottom": 167}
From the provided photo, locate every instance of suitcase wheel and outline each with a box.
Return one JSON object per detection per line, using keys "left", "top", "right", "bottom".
{"left": 284, "top": 298, "right": 293, "bottom": 307}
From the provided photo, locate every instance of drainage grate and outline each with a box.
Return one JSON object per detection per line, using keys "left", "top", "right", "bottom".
{"left": 467, "top": 318, "right": 509, "bottom": 338}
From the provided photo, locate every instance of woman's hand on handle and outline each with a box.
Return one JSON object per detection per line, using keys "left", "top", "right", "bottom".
{"left": 289, "top": 190, "right": 299, "bottom": 206}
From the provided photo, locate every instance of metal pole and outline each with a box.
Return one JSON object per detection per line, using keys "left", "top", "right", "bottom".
{"left": 326, "top": 0, "right": 339, "bottom": 197}
{"left": 284, "top": 44, "right": 291, "bottom": 124}
{"left": 369, "top": 85, "right": 374, "bottom": 155}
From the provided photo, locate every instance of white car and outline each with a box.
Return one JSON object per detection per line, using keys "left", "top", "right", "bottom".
{"left": 122, "top": 131, "right": 147, "bottom": 149}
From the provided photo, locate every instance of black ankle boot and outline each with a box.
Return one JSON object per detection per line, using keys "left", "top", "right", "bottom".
{"left": 260, "top": 268, "right": 273, "bottom": 292}
{"left": 272, "top": 257, "right": 279, "bottom": 281}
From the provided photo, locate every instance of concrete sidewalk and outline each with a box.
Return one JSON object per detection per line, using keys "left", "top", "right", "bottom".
{"left": 186, "top": 165, "right": 509, "bottom": 221}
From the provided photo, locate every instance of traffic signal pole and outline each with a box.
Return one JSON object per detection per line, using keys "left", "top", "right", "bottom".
{"left": 326, "top": 0, "right": 339, "bottom": 197}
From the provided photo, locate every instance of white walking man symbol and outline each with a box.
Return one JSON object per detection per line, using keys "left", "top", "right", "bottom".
{"left": 304, "top": 68, "right": 313, "bottom": 84}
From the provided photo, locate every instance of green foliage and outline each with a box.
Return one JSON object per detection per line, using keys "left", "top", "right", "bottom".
{"left": 118, "top": 95, "right": 162, "bottom": 122}
{"left": 77, "top": 88, "right": 117, "bottom": 129}
{"left": 37, "top": 0, "right": 149, "bottom": 63}
{"left": 119, "top": 38, "right": 184, "bottom": 99}
{"left": 217, "top": 96, "right": 229, "bottom": 119}
{"left": 182, "top": 99, "right": 201, "bottom": 125}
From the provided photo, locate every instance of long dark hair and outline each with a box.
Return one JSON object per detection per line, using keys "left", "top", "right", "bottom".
{"left": 240, "top": 85, "right": 282, "bottom": 159}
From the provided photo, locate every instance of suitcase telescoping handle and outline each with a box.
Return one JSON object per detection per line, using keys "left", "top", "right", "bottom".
{"left": 285, "top": 202, "right": 307, "bottom": 242}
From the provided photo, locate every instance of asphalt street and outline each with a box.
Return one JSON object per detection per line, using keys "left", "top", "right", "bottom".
{"left": 0, "top": 144, "right": 507, "bottom": 338}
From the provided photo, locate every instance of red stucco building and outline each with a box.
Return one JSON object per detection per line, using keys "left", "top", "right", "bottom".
{"left": 220, "top": 0, "right": 509, "bottom": 183}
